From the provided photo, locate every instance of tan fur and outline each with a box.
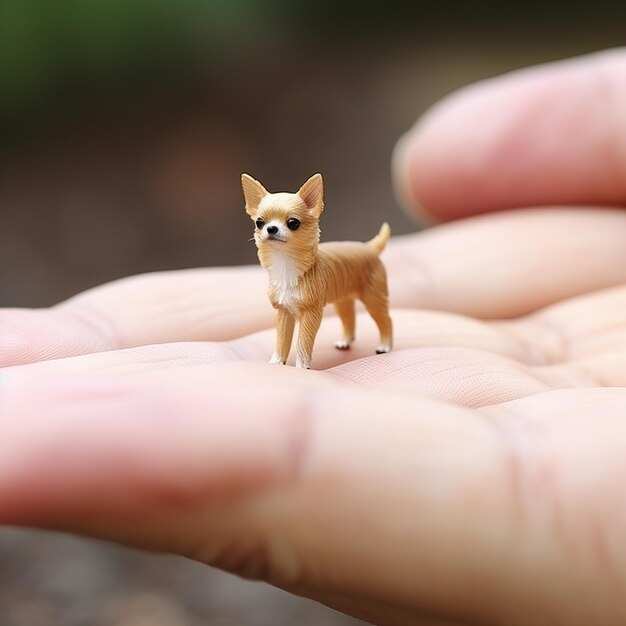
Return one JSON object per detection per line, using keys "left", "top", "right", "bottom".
{"left": 242, "top": 173, "right": 392, "bottom": 369}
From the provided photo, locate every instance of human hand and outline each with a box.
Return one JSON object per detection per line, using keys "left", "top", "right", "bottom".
{"left": 2, "top": 49, "right": 626, "bottom": 626}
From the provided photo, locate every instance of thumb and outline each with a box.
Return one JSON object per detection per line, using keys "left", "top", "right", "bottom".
{"left": 393, "top": 48, "right": 626, "bottom": 222}
{"left": 1, "top": 363, "right": 624, "bottom": 625}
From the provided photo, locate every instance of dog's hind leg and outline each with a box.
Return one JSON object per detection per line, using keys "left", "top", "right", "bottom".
{"left": 333, "top": 298, "right": 356, "bottom": 350}
{"left": 360, "top": 270, "right": 392, "bottom": 354}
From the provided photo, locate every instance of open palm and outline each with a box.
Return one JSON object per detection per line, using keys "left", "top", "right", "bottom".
{"left": 2, "top": 50, "right": 626, "bottom": 626}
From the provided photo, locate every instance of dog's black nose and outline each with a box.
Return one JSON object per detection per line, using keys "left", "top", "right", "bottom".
{"left": 267, "top": 225, "right": 278, "bottom": 235}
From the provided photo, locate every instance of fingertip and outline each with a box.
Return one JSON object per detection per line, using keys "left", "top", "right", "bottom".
{"left": 391, "top": 129, "right": 439, "bottom": 225}
{"left": 392, "top": 74, "right": 524, "bottom": 223}
{"left": 393, "top": 48, "right": 626, "bottom": 221}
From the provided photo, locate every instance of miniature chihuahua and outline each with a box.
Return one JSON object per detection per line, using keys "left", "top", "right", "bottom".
{"left": 242, "top": 173, "right": 392, "bottom": 369}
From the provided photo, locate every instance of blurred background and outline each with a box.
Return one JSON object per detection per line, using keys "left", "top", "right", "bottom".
{"left": 1, "top": 1, "right": 625, "bottom": 624}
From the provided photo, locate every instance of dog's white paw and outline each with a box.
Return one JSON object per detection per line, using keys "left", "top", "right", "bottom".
{"left": 375, "top": 346, "right": 391, "bottom": 355}
{"left": 295, "top": 356, "right": 311, "bottom": 369}
{"left": 269, "top": 353, "right": 285, "bottom": 365}
{"left": 334, "top": 340, "right": 351, "bottom": 350}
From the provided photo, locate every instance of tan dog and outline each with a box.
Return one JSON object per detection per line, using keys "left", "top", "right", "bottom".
{"left": 242, "top": 173, "right": 392, "bottom": 369}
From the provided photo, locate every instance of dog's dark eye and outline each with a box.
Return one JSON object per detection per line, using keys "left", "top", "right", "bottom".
{"left": 287, "top": 218, "right": 301, "bottom": 231}
{"left": 255, "top": 218, "right": 265, "bottom": 229}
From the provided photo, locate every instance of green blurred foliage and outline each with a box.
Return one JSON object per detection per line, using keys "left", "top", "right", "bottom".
{"left": 0, "top": 1, "right": 280, "bottom": 122}
{"left": 1, "top": 0, "right": 623, "bottom": 132}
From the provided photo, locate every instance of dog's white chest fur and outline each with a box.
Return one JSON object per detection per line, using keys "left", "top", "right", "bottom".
{"left": 267, "top": 252, "right": 301, "bottom": 311}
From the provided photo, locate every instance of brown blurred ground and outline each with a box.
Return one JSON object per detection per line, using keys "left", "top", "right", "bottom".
{"left": 1, "top": 3, "right": 626, "bottom": 624}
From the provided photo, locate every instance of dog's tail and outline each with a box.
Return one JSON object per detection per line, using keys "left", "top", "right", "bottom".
{"left": 367, "top": 222, "right": 391, "bottom": 255}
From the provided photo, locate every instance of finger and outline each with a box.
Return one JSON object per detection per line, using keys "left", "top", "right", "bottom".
{"left": 0, "top": 365, "right": 325, "bottom": 546}
{"left": 502, "top": 284, "right": 626, "bottom": 362}
{"left": 386, "top": 208, "right": 626, "bottom": 318}
{"left": 0, "top": 364, "right": 342, "bottom": 538}
{"left": 500, "top": 284, "right": 626, "bottom": 386}
{"left": 392, "top": 48, "right": 626, "bottom": 221}
{"left": 65, "top": 266, "right": 272, "bottom": 342}
{"left": 0, "top": 266, "right": 272, "bottom": 367}
{"left": 2, "top": 366, "right": 625, "bottom": 624}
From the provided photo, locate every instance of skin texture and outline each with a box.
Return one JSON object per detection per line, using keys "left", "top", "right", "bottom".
{"left": 2, "top": 49, "right": 626, "bottom": 625}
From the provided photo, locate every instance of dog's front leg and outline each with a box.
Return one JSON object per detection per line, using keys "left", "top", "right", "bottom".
{"left": 295, "top": 307, "right": 323, "bottom": 369}
{"left": 270, "top": 308, "right": 295, "bottom": 364}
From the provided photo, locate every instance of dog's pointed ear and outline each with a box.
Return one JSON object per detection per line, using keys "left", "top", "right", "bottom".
{"left": 241, "top": 174, "right": 268, "bottom": 216}
{"left": 298, "top": 173, "right": 324, "bottom": 218}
